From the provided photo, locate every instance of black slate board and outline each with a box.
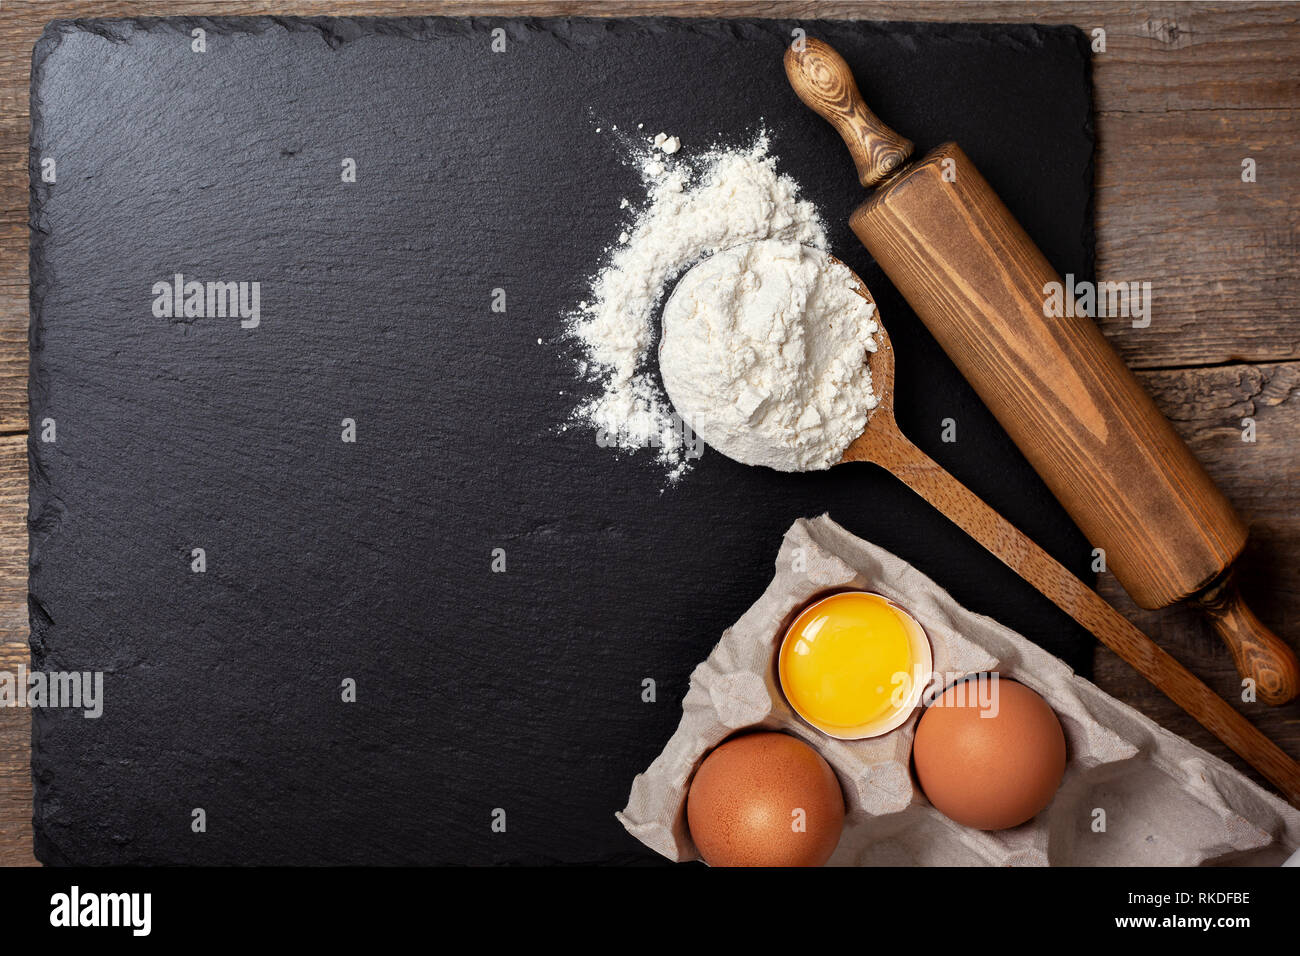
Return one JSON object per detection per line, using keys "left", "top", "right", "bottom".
{"left": 29, "top": 16, "right": 1096, "bottom": 865}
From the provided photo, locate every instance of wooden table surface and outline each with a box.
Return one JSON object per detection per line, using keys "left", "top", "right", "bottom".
{"left": 1, "top": 0, "right": 1297, "bottom": 866}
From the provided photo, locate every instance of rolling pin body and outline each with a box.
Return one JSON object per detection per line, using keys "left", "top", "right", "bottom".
{"left": 785, "top": 38, "right": 1299, "bottom": 705}
{"left": 852, "top": 144, "right": 1242, "bottom": 609}
{"left": 851, "top": 145, "right": 1297, "bottom": 705}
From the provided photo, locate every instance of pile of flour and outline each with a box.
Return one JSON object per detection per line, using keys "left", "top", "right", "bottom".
{"left": 659, "top": 240, "right": 880, "bottom": 472}
{"left": 566, "top": 132, "right": 827, "bottom": 478}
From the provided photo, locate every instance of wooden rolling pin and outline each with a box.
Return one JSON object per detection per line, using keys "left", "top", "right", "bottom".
{"left": 786, "top": 38, "right": 1300, "bottom": 707}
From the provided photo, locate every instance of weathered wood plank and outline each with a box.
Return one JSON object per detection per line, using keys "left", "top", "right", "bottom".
{"left": 1094, "top": 109, "right": 1300, "bottom": 369}
{"left": 1094, "top": 361, "right": 1300, "bottom": 792}
{"left": 0, "top": 432, "right": 33, "bottom": 866}
{"left": 0, "top": 648, "right": 36, "bottom": 868}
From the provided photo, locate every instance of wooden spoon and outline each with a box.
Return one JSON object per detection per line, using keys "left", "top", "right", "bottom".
{"left": 839, "top": 268, "right": 1300, "bottom": 806}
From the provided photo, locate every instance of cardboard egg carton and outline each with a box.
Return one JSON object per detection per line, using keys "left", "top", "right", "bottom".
{"left": 618, "top": 515, "right": 1300, "bottom": 866}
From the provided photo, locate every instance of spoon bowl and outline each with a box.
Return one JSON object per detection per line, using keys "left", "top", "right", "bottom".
{"left": 659, "top": 242, "right": 891, "bottom": 471}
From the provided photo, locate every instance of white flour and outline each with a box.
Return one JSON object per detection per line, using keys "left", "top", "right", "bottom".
{"left": 652, "top": 132, "right": 681, "bottom": 154}
{"left": 566, "top": 132, "right": 826, "bottom": 479}
{"left": 660, "top": 240, "right": 879, "bottom": 472}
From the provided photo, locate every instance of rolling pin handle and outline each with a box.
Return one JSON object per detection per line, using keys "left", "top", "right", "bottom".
{"left": 1198, "top": 571, "right": 1300, "bottom": 706}
{"left": 783, "top": 37, "right": 914, "bottom": 189}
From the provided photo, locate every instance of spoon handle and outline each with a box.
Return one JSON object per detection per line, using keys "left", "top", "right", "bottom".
{"left": 783, "top": 37, "right": 913, "bottom": 188}
{"left": 868, "top": 427, "right": 1300, "bottom": 806}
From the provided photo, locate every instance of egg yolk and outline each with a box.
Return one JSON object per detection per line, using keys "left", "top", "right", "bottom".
{"left": 779, "top": 592, "right": 914, "bottom": 732}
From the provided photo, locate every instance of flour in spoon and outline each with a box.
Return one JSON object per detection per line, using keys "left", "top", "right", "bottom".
{"left": 660, "top": 240, "right": 880, "bottom": 472}
{"left": 565, "top": 131, "right": 826, "bottom": 479}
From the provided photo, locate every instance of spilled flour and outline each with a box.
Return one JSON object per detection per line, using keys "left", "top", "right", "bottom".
{"left": 566, "top": 131, "right": 827, "bottom": 479}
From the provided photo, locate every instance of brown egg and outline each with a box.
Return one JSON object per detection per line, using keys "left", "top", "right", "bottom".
{"left": 912, "top": 676, "right": 1066, "bottom": 830}
{"left": 686, "top": 731, "right": 844, "bottom": 867}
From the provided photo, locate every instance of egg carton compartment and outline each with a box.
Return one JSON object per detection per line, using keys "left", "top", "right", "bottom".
{"left": 617, "top": 515, "right": 1300, "bottom": 866}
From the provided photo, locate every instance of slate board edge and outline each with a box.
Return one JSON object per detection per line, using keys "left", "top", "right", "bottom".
{"left": 26, "top": 15, "right": 1095, "bottom": 866}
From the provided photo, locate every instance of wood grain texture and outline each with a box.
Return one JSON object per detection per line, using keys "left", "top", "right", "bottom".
{"left": 0, "top": 0, "right": 1297, "bottom": 861}
{"left": 848, "top": 139, "right": 1298, "bottom": 703}
{"left": 840, "top": 312, "right": 1300, "bottom": 800}
{"left": 839, "top": 263, "right": 1299, "bottom": 792}
{"left": 0, "top": 435, "right": 35, "bottom": 867}
{"left": 854, "top": 143, "right": 1252, "bottom": 609}
{"left": 1094, "top": 108, "right": 1300, "bottom": 369}
{"left": 831, "top": 105, "right": 1298, "bottom": 709}
{"left": 1095, "top": 361, "right": 1300, "bottom": 792}
{"left": 1197, "top": 571, "right": 1299, "bottom": 706}
{"left": 784, "top": 36, "right": 913, "bottom": 187}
